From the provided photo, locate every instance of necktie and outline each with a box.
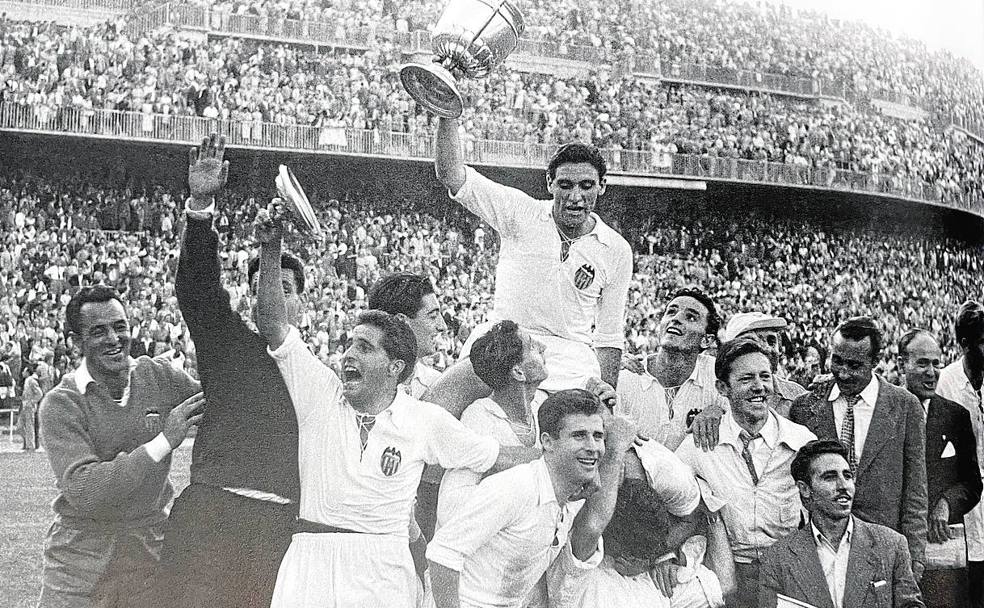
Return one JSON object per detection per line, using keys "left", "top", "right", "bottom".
{"left": 356, "top": 412, "right": 376, "bottom": 454}
{"left": 739, "top": 430, "right": 761, "bottom": 485}
{"left": 841, "top": 394, "right": 860, "bottom": 474}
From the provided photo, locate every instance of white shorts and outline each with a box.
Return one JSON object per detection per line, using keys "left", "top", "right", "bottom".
{"left": 271, "top": 532, "right": 422, "bottom": 608}
{"left": 460, "top": 322, "right": 600, "bottom": 393}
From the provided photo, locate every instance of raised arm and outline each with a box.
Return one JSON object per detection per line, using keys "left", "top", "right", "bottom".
{"left": 254, "top": 205, "right": 289, "bottom": 350}
{"left": 177, "top": 134, "right": 232, "bottom": 329}
{"left": 421, "top": 358, "right": 492, "bottom": 419}
{"left": 569, "top": 414, "right": 636, "bottom": 561}
{"left": 436, "top": 117, "right": 466, "bottom": 195}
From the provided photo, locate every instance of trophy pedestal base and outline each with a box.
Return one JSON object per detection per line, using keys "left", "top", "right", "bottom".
{"left": 399, "top": 63, "right": 464, "bottom": 119}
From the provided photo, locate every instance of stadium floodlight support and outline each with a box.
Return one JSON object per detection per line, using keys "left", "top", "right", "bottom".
{"left": 0, "top": 102, "right": 978, "bottom": 218}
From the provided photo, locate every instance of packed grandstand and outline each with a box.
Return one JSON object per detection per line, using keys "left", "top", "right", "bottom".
{"left": 0, "top": 0, "right": 982, "bottom": 397}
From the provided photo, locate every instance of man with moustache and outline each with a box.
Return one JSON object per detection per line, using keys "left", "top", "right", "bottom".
{"left": 898, "top": 329, "right": 981, "bottom": 608}
{"left": 676, "top": 337, "right": 816, "bottom": 606}
{"left": 790, "top": 317, "right": 928, "bottom": 583}
{"left": 616, "top": 288, "right": 729, "bottom": 450}
{"left": 759, "top": 440, "right": 925, "bottom": 608}
{"left": 937, "top": 301, "right": 984, "bottom": 608}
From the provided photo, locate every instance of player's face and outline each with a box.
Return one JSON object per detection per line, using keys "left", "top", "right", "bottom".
{"left": 76, "top": 299, "right": 131, "bottom": 377}
{"left": 719, "top": 352, "right": 774, "bottom": 428}
{"left": 341, "top": 324, "right": 402, "bottom": 407}
{"left": 963, "top": 332, "right": 984, "bottom": 374}
{"left": 516, "top": 330, "right": 548, "bottom": 385}
{"left": 408, "top": 293, "right": 446, "bottom": 357}
{"left": 800, "top": 453, "right": 854, "bottom": 521}
{"left": 830, "top": 332, "right": 875, "bottom": 397}
{"left": 544, "top": 413, "right": 606, "bottom": 487}
{"left": 547, "top": 163, "right": 606, "bottom": 233}
{"left": 900, "top": 334, "right": 942, "bottom": 402}
{"left": 658, "top": 296, "right": 710, "bottom": 353}
{"left": 250, "top": 271, "right": 303, "bottom": 326}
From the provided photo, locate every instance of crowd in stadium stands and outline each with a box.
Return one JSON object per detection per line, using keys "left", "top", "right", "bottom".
{"left": 1, "top": 18, "right": 983, "bottom": 208}
{"left": 2, "top": 169, "right": 982, "bottom": 410}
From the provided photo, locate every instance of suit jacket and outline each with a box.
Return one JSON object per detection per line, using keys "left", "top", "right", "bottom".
{"left": 759, "top": 518, "right": 925, "bottom": 608}
{"left": 925, "top": 394, "right": 982, "bottom": 522}
{"left": 790, "top": 377, "right": 928, "bottom": 565}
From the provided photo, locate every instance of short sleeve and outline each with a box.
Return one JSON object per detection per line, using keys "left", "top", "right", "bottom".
{"left": 420, "top": 403, "right": 500, "bottom": 473}
{"left": 268, "top": 325, "right": 342, "bottom": 423}
{"left": 545, "top": 537, "right": 605, "bottom": 607}
{"left": 635, "top": 441, "right": 700, "bottom": 517}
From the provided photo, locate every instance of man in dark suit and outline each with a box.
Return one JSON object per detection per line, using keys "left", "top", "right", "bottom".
{"left": 790, "top": 317, "right": 928, "bottom": 582}
{"left": 760, "top": 439, "right": 925, "bottom": 608}
{"left": 899, "top": 329, "right": 982, "bottom": 608}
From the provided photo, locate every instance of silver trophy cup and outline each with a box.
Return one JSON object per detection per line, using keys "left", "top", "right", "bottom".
{"left": 400, "top": 0, "right": 525, "bottom": 118}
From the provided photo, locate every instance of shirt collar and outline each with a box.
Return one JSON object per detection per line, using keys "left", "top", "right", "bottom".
{"left": 828, "top": 374, "right": 879, "bottom": 406}
{"left": 75, "top": 357, "right": 138, "bottom": 394}
{"left": 721, "top": 409, "right": 812, "bottom": 452}
{"left": 585, "top": 214, "right": 617, "bottom": 248}
{"left": 643, "top": 353, "right": 709, "bottom": 389}
{"left": 812, "top": 515, "right": 854, "bottom": 551}
{"left": 380, "top": 389, "right": 413, "bottom": 428}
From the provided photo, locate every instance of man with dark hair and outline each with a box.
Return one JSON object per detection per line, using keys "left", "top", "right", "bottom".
{"left": 368, "top": 272, "right": 448, "bottom": 397}
{"left": 434, "top": 116, "right": 632, "bottom": 393}
{"left": 37, "top": 285, "right": 204, "bottom": 608}
{"left": 790, "top": 316, "right": 928, "bottom": 582}
{"left": 253, "top": 207, "right": 529, "bottom": 608}
{"left": 898, "top": 329, "right": 981, "bottom": 608}
{"left": 760, "top": 439, "right": 925, "bottom": 608}
{"left": 677, "top": 337, "right": 816, "bottom": 606}
{"left": 156, "top": 134, "right": 305, "bottom": 608}
{"left": 438, "top": 320, "right": 548, "bottom": 525}
{"left": 428, "top": 389, "right": 637, "bottom": 608}
{"left": 19, "top": 362, "right": 42, "bottom": 451}
{"left": 937, "top": 300, "right": 984, "bottom": 607}
{"left": 616, "top": 288, "right": 729, "bottom": 450}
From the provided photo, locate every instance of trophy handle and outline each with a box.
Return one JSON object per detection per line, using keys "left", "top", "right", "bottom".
{"left": 399, "top": 63, "right": 464, "bottom": 119}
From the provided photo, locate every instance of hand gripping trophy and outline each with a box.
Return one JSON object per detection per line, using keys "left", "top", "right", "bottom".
{"left": 400, "top": 0, "right": 525, "bottom": 118}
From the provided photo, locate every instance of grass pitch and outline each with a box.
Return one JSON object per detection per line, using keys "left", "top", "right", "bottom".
{"left": 0, "top": 443, "right": 192, "bottom": 608}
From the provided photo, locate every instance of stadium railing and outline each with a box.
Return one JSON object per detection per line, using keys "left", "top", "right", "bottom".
{"left": 0, "top": 102, "right": 979, "bottom": 216}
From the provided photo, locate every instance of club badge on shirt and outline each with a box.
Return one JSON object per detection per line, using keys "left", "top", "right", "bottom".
{"left": 574, "top": 264, "right": 596, "bottom": 290}
{"left": 380, "top": 446, "right": 402, "bottom": 476}
{"left": 145, "top": 408, "right": 163, "bottom": 434}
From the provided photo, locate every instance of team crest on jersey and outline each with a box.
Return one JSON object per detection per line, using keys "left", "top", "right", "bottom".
{"left": 574, "top": 264, "right": 596, "bottom": 290}
{"left": 380, "top": 446, "right": 402, "bottom": 476}
{"left": 144, "top": 409, "right": 162, "bottom": 434}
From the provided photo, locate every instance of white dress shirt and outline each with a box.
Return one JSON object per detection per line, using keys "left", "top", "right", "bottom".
{"left": 829, "top": 375, "right": 879, "bottom": 460}
{"left": 937, "top": 358, "right": 984, "bottom": 561}
{"left": 813, "top": 516, "right": 854, "bottom": 608}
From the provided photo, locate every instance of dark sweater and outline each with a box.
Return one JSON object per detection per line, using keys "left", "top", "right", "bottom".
{"left": 39, "top": 357, "right": 200, "bottom": 528}
{"left": 176, "top": 216, "right": 300, "bottom": 502}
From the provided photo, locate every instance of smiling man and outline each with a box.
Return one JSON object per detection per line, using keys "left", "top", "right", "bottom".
{"left": 616, "top": 288, "right": 728, "bottom": 450}
{"left": 37, "top": 285, "right": 204, "bottom": 608}
{"left": 253, "top": 207, "right": 534, "bottom": 608}
{"left": 790, "top": 317, "right": 928, "bottom": 583}
{"left": 427, "top": 389, "right": 637, "bottom": 608}
{"left": 676, "top": 337, "right": 815, "bottom": 607}
{"left": 760, "top": 440, "right": 925, "bottom": 608}
{"left": 434, "top": 117, "right": 632, "bottom": 393}
{"left": 898, "top": 329, "right": 981, "bottom": 608}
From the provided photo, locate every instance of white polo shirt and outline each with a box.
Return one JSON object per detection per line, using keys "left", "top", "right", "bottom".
{"left": 616, "top": 354, "right": 729, "bottom": 450}
{"left": 427, "top": 457, "right": 603, "bottom": 608}
{"left": 937, "top": 358, "right": 984, "bottom": 561}
{"left": 452, "top": 167, "right": 632, "bottom": 386}
{"left": 269, "top": 326, "right": 500, "bottom": 536}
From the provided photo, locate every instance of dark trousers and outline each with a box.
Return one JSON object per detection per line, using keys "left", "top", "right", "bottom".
{"left": 923, "top": 567, "right": 970, "bottom": 608}
{"left": 971, "top": 561, "right": 984, "bottom": 608}
{"left": 734, "top": 560, "right": 761, "bottom": 608}
{"left": 153, "top": 484, "right": 296, "bottom": 608}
